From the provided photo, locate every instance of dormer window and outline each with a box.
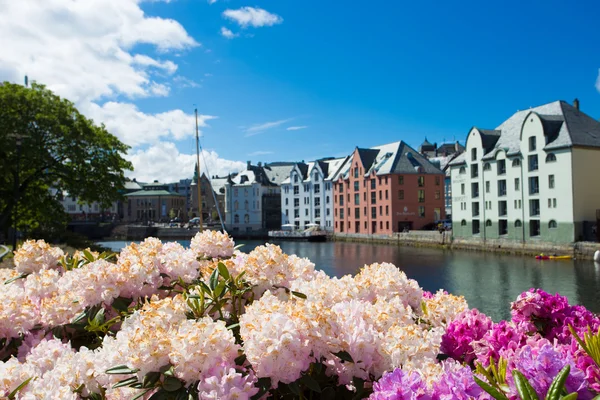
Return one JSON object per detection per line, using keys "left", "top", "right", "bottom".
{"left": 546, "top": 153, "right": 557, "bottom": 163}
{"left": 529, "top": 137, "right": 536, "bottom": 152}
{"left": 471, "top": 148, "right": 477, "bottom": 161}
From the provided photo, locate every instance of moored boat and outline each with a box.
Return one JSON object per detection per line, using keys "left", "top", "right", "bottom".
{"left": 535, "top": 254, "right": 573, "bottom": 260}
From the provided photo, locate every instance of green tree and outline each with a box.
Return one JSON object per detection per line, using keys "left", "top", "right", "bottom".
{"left": 0, "top": 82, "right": 133, "bottom": 238}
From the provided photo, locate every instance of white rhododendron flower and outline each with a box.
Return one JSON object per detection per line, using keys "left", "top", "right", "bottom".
{"left": 191, "top": 230, "right": 235, "bottom": 259}
{"left": 13, "top": 239, "right": 64, "bottom": 274}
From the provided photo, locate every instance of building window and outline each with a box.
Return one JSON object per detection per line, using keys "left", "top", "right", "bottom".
{"left": 385, "top": 190, "right": 388, "bottom": 200}
{"left": 485, "top": 181, "right": 490, "bottom": 193}
{"left": 398, "top": 176, "right": 404, "bottom": 185}
{"left": 418, "top": 206, "right": 425, "bottom": 217}
{"left": 553, "top": 198, "right": 557, "bottom": 208}
{"left": 461, "top": 219, "right": 466, "bottom": 226}
{"left": 364, "top": 207, "right": 366, "bottom": 216}
{"left": 459, "top": 167, "right": 466, "bottom": 174}
{"left": 305, "top": 209, "right": 309, "bottom": 216}
{"left": 471, "top": 148, "right": 477, "bottom": 161}
{"left": 354, "top": 193, "right": 360, "bottom": 205}
{"left": 472, "top": 220, "right": 480, "bottom": 234}
{"left": 339, "top": 183, "right": 344, "bottom": 192}
{"left": 435, "top": 190, "right": 440, "bottom": 200}
{"left": 371, "top": 207, "right": 376, "bottom": 218}
{"left": 234, "top": 214, "right": 239, "bottom": 223}
{"left": 549, "top": 220, "right": 557, "bottom": 229}
{"left": 371, "top": 179, "right": 376, "bottom": 189}
{"left": 472, "top": 202, "right": 480, "bottom": 217}
{"left": 363, "top": 192, "right": 366, "bottom": 201}
{"left": 530, "top": 220, "right": 541, "bottom": 237}
{"left": 515, "top": 219, "right": 522, "bottom": 228}
{"left": 418, "top": 190, "right": 425, "bottom": 203}
{"left": 435, "top": 176, "right": 440, "bottom": 185}
{"left": 515, "top": 178, "right": 520, "bottom": 191}
{"left": 386, "top": 221, "right": 389, "bottom": 229}
{"left": 285, "top": 198, "right": 288, "bottom": 206}
{"left": 498, "top": 180, "right": 506, "bottom": 196}
{"left": 512, "top": 158, "right": 521, "bottom": 167}
{"left": 379, "top": 205, "right": 382, "bottom": 215}
{"left": 314, "top": 184, "right": 320, "bottom": 193}
{"left": 315, "top": 197, "right": 321, "bottom": 207}
{"left": 528, "top": 155, "right": 538, "bottom": 172}
{"left": 294, "top": 186, "right": 299, "bottom": 195}
{"left": 497, "top": 160, "right": 506, "bottom": 175}
{"left": 398, "top": 190, "right": 404, "bottom": 200}
{"left": 483, "top": 163, "right": 491, "bottom": 171}
{"left": 294, "top": 198, "right": 300, "bottom": 207}
{"left": 339, "top": 195, "right": 344, "bottom": 206}
{"left": 385, "top": 205, "right": 389, "bottom": 215}
{"left": 326, "top": 196, "right": 330, "bottom": 204}
{"left": 354, "top": 181, "right": 359, "bottom": 191}
{"left": 499, "top": 201, "right": 507, "bottom": 216}
{"left": 461, "top": 184, "right": 465, "bottom": 195}
{"left": 234, "top": 201, "right": 239, "bottom": 211}
{"left": 529, "top": 136, "right": 536, "bottom": 152}
{"left": 548, "top": 198, "right": 552, "bottom": 208}
{"left": 417, "top": 176, "right": 425, "bottom": 187}
{"left": 471, "top": 164, "right": 479, "bottom": 178}
{"left": 471, "top": 183, "right": 479, "bottom": 198}
{"left": 371, "top": 192, "right": 376, "bottom": 204}
{"left": 379, "top": 190, "right": 382, "bottom": 200}
{"left": 295, "top": 209, "right": 300, "bottom": 218}
{"left": 354, "top": 208, "right": 360, "bottom": 218}
{"left": 529, "top": 199, "right": 540, "bottom": 217}
{"left": 485, "top": 219, "right": 492, "bottom": 227}
{"left": 548, "top": 175, "right": 555, "bottom": 189}
{"left": 546, "top": 153, "right": 557, "bottom": 163}
{"left": 529, "top": 177, "right": 539, "bottom": 195}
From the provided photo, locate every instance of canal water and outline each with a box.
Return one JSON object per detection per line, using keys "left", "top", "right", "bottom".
{"left": 97, "top": 239, "right": 600, "bottom": 321}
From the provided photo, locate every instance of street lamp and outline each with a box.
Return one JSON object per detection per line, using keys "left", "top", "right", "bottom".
{"left": 12, "top": 135, "right": 24, "bottom": 251}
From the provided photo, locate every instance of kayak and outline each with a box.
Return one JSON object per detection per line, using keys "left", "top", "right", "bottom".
{"left": 535, "top": 255, "right": 573, "bottom": 260}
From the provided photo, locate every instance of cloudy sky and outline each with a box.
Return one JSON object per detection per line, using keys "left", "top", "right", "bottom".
{"left": 1, "top": 0, "right": 600, "bottom": 182}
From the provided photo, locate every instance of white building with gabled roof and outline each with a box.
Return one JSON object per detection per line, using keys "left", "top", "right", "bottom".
{"left": 280, "top": 156, "right": 350, "bottom": 230}
{"left": 450, "top": 99, "right": 600, "bottom": 243}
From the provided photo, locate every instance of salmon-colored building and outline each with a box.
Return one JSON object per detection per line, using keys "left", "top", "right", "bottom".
{"left": 333, "top": 141, "right": 445, "bottom": 234}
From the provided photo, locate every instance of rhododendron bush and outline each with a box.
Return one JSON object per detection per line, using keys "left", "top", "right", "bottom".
{"left": 1, "top": 233, "right": 600, "bottom": 399}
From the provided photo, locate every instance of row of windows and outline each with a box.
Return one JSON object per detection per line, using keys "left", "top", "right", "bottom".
{"left": 459, "top": 219, "right": 558, "bottom": 230}
{"left": 285, "top": 196, "right": 328, "bottom": 207}
{"left": 335, "top": 189, "right": 441, "bottom": 205}
{"left": 335, "top": 205, "right": 427, "bottom": 219}
{"left": 233, "top": 188, "right": 260, "bottom": 197}
{"left": 285, "top": 208, "right": 328, "bottom": 218}
{"left": 461, "top": 175, "right": 555, "bottom": 197}
{"left": 233, "top": 200, "right": 259, "bottom": 211}
{"left": 461, "top": 153, "right": 557, "bottom": 176}
{"left": 336, "top": 220, "right": 391, "bottom": 232}
{"left": 291, "top": 171, "right": 324, "bottom": 184}
{"left": 286, "top": 183, "right": 329, "bottom": 195}
{"left": 337, "top": 175, "right": 441, "bottom": 192}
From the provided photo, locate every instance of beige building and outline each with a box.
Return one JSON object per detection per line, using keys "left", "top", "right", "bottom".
{"left": 124, "top": 181, "right": 186, "bottom": 223}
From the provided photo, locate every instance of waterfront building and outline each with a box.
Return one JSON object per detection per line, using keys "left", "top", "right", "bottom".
{"left": 56, "top": 190, "right": 119, "bottom": 222}
{"left": 450, "top": 99, "right": 600, "bottom": 243}
{"left": 280, "top": 157, "right": 350, "bottom": 230}
{"left": 123, "top": 181, "right": 186, "bottom": 223}
{"left": 224, "top": 162, "right": 295, "bottom": 232}
{"left": 423, "top": 141, "right": 465, "bottom": 219}
{"left": 166, "top": 178, "right": 193, "bottom": 216}
{"left": 333, "top": 141, "right": 445, "bottom": 234}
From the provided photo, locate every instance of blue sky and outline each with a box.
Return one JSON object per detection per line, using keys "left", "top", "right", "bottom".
{"left": 2, "top": 0, "right": 600, "bottom": 181}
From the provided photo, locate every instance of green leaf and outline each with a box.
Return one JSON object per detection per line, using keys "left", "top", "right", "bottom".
{"left": 213, "top": 280, "right": 227, "bottom": 298}
{"left": 321, "top": 387, "right": 336, "bottom": 400}
{"left": 163, "top": 376, "right": 182, "bottom": 392}
{"left": 149, "top": 389, "right": 171, "bottom": 400}
{"left": 91, "top": 307, "right": 105, "bottom": 326}
{"left": 112, "top": 297, "right": 133, "bottom": 313}
{"left": 251, "top": 377, "right": 271, "bottom": 400}
{"left": 473, "top": 376, "right": 510, "bottom": 400}
{"left": 113, "top": 376, "right": 139, "bottom": 388}
{"left": 209, "top": 268, "right": 219, "bottom": 291}
{"left": 333, "top": 350, "right": 354, "bottom": 363}
{"left": 71, "top": 311, "right": 87, "bottom": 325}
{"left": 217, "top": 262, "right": 231, "bottom": 280}
{"left": 105, "top": 365, "right": 140, "bottom": 375}
{"left": 5, "top": 273, "right": 29, "bottom": 285}
{"left": 300, "top": 374, "right": 321, "bottom": 393}
{"left": 83, "top": 249, "right": 95, "bottom": 262}
{"left": 227, "top": 323, "right": 240, "bottom": 331}
{"left": 562, "top": 394, "right": 578, "bottom": 400}
{"left": 545, "top": 364, "right": 570, "bottom": 400}
{"left": 512, "top": 370, "right": 539, "bottom": 400}
{"left": 291, "top": 291, "right": 307, "bottom": 299}
{"left": 8, "top": 377, "right": 33, "bottom": 400}
{"left": 287, "top": 381, "right": 301, "bottom": 395}
{"left": 143, "top": 371, "right": 161, "bottom": 388}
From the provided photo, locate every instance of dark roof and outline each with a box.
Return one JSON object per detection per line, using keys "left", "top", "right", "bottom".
{"left": 390, "top": 142, "right": 443, "bottom": 174}
{"left": 538, "top": 115, "right": 564, "bottom": 144}
{"left": 356, "top": 148, "right": 380, "bottom": 171}
{"left": 422, "top": 138, "right": 432, "bottom": 146}
{"left": 316, "top": 160, "right": 329, "bottom": 177}
{"left": 559, "top": 101, "right": 600, "bottom": 148}
{"left": 478, "top": 129, "right": 502, "bottom": 153}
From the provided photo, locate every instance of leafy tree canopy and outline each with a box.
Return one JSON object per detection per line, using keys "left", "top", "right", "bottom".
{"left": 0, "top": 82, "right": 133, "bottom": 236}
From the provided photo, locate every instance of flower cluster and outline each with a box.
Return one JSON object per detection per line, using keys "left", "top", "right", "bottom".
{"left": 1, "top": 235, "right": 600, "bottom": 399}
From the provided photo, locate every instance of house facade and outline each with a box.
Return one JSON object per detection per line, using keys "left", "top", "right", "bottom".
{"left": 280, "top": 157, "right": 350, "bottom": 230}
{"left": 450, "top": 99, "right": 600, "bottom": 243}
{"left": 124, "top": 181, "right": 186, "bottom": 223}
{"left": 224, "top": 162, "right": 294, "bottom": 232}
{"left": 333, "top": 141, "right": 446, "bottom": 234}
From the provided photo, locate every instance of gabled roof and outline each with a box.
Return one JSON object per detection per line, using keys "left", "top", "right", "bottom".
{"left": 473, "top": 100, "right": 600, "bottom": 162}
{"left": 263, "top": 163, "right": 295, "bottom": 185}
{"left": 478, "top": 129, "right": 501, "bottom": 154}
{"left": 356, "top": 148, "right": 380, "bottom": 171}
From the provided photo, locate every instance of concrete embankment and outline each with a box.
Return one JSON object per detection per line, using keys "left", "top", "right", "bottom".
{"left": 333, "top": 232, "right": 600, "bottom": 260}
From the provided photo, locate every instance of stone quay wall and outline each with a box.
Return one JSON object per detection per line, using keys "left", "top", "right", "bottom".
{"left": 333, "top": 231, "right": 600, "bottom": 260}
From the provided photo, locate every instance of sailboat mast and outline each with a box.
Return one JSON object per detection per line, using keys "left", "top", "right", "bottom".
{"left": 195, "top": 108, "right": 203, "bottom": 232}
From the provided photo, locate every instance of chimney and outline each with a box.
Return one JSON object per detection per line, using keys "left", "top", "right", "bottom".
{"left": 257, "top": 161, "right": 262, "bottom": 167}
{"left": 573, "top": 98, "right": 580, "bottom": 111}
{"left": 247, "top": 160, "right": 251, "bottom": 169}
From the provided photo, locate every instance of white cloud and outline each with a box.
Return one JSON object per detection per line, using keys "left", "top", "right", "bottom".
{"left": 287, "top": 126, "right": 308, "bottom": 131}
{"left": 248, "top": 151, "right": 274, "bottom": 156}
{"left": 208, "top": 0, "right": 217, "bottom": 4}
{"left": 220, "top": 27, "right": 238, "bottom": 39}
{"left": 128, "top": 142, "right": 246, "bottom": 182}
{"left": 83, "top": 102, "right": 216, "bottom": 147}
{"left": 222, "top": 7, "right": 283, "bottom": 28}
{"left": 245, "top": 118, "right": 293, "bottom": 136}
{"left": 173, "top": 75, "right": 201, "bottom": 88}
{"left": 0, "top": 0, "right": 199, "bottom": 104}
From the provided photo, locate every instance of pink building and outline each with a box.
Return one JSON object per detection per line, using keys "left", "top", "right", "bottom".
{"left": 333, "top": 141, "right": 445, "bottom": 234}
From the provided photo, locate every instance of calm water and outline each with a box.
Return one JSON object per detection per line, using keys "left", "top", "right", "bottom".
{"left": 97, "top": 239, "right": 600, "bottom": 321}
